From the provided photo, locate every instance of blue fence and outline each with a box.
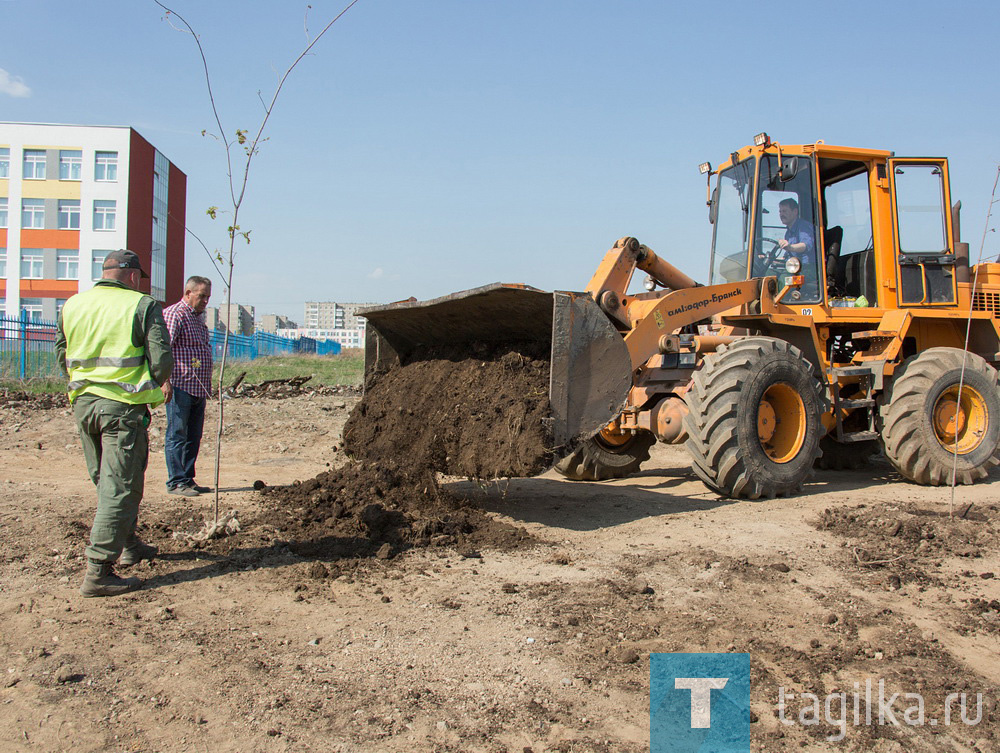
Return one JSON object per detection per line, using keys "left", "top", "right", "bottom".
{"left": 0, "top": 313, "right": 61, "bottom": 381}
{"left": 0, "top": 312, "right": 342, "bottom": 381}
{"left": 208, "top": 331, "right": 341, "bottom": 361}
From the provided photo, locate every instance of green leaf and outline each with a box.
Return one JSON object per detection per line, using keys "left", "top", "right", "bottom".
{"left": 206, "top": 206, "right": 218, "bottom": 219}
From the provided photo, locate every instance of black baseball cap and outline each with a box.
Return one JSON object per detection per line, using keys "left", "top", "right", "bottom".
{"left": 103, "top": 249, "right": 149, "bottom": 278}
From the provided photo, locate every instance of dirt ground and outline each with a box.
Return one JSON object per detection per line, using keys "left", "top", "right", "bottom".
{"left": 1, "top": 390, "right": 998, "bottom": 752}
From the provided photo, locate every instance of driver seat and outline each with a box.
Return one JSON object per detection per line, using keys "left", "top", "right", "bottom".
{"left": 824, "top": 226, "right": 844, "bottom": 293}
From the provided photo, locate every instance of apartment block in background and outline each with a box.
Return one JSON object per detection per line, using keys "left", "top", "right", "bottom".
{"left": 303, "top": 301, "right": 376, "bottom": 330}
{"left": 205, "top": 303, "right": 255, "bottom": 336}
{"left": 0, "top": 122, "right": 186, "bottom": 320}
{"left": 257, "top": 313, "right": 298, "bottom": 334}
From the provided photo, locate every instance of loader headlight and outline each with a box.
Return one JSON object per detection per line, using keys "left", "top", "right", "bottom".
{"left": 784, "top": 256, "right": 801, "bottom": 274}
{"left": 698, "top": 162, "right": 712, "bottom": 175}
{"left": 644, "top": 275, "right": 656, "bottom": 291}
{"left": 754, "top": 132, "right": 770, "bottom": 147}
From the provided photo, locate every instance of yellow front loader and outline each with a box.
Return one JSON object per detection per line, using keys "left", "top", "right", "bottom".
{"left": 362, "top": 135, "right": 1000, "bottom": 498}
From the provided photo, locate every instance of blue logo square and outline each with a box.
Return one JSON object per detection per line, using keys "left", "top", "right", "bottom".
{"left": 650, "top": 653, "right": 754, "bottom": 753}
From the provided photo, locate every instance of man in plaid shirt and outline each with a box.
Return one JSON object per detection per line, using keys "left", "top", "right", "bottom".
{"left": 163, "top": 276, "right": 213, "bottom": 496}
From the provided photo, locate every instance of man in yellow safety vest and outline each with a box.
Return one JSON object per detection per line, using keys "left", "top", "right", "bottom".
{"left": 56, "top": 249, "right": 174, "bottom": 597}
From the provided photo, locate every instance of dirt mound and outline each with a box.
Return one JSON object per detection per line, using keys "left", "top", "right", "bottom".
{"left": 0, "top": 390, "right": 68, "bottom": 410}
{"left": 253, "top": 340, "right": 549, "bottom": 563}
{"left": 343, "top": 341, "right": 553, "bottom": 479}
{"left": 256, "top": 460, "right": 533, "bottom": 559}
{"left": 814, "top": 502, "right": 998, "bottom": 583}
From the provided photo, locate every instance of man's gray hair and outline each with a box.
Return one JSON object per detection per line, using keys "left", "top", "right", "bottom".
{"left": 185, "top": 276, "right": 212, "bottom": 290}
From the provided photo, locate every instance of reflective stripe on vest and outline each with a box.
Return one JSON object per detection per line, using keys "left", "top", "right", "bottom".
{"left": 65, "top": 356, "right": 146, "bottom": 369}
{"left": 62, "top": 285, "right": 164, "bottom": 406}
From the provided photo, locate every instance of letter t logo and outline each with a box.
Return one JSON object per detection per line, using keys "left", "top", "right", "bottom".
{"left": 675, "top": 677, "right": 729, "bottom": 728}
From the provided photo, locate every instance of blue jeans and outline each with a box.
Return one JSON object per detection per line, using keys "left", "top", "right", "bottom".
{"left": 165, "top": 387, "right": 207, "bottom": 489}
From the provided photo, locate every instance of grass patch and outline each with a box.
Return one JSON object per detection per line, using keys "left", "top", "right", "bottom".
{"left": 0, "top": 377, "right": 68, "bottom": 395}
{"left": 1, "top": 351, "right": 364, "bottom": 394}
{"left": 216, "top": 350, "right": 364, "bottom": 388}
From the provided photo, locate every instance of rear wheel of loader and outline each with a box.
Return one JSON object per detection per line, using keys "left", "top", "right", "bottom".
{"left": 554, "top": 429, "right": 655, "bottom": 481}
{"left": 682, "top": 337, "right": 825, "bottom": 499}
{"left": 881, "top": 348, "right": 1000, "bottom": 485}
{"left": 815, "top": 436, "right": 880, "bottom": 470}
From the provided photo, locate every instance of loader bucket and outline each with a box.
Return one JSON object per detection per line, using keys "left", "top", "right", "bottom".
{"left": 359, "top": 283, "right": 632, "bottom": 452}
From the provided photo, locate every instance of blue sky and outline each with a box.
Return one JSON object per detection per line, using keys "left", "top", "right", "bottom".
{"left": 3, "top": 0, "right": 998, "bottom": 321}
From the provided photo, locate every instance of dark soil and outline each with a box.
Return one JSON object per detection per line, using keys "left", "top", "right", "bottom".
{"left": 343, "top": 341, "right": 553, "bottom": 479}
{"left": 813, "top": 502, "right": 998, "bottom": 585}
{"left": 253, "top": 340, "right": 550, "bottom": 564}
{"left": 256, "top": 460, "right": 534, "bottom": 559}
{"left": 0, "top": 390, "right": 68, "bottom": 410}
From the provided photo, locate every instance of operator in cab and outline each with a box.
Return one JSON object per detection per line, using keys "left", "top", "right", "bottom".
{"left": 777, "top": 198, "right": 816, "bottom": 270}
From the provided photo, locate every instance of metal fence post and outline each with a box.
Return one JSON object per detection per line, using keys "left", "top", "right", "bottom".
{"left": 19, "top": 309, "right": 27, "bottom": 380}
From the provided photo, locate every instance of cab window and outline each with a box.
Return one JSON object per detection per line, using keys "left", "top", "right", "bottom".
{"left": 820, "top": 162, "right": 876, "bottom": 304}
{"left": 894, "top": 164, "right": 948, "bottom": 253}
{"left": 754, "top": 155, "right": 820, "bottom": 302}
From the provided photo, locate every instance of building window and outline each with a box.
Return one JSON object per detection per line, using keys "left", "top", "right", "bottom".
{"left": 0, "top": 249, "right": 5, "bottom": 277}
{"left": 0, "top": 197, "right": 7, "bottom": 228}
{"left": 56, "top": 299, "right": 68, "bottom": 319}
{"left": 95, "top": 151, "right": 118, "bottom": 182}
{"left": 92, "top": 252, "right": 109, "bottom": 280}
{"left": 59, "top": 150, "right": 82, "bottom": 180}
{"left": 20, "top": 249, "right": 44, "bottom": 279}
{"left": 58, "top": 200, "right": 81, "bottom": 230}
{"left": 0, "top": 147, "right": 8, "bottom": 178}
{"left": 93, "top": 200, "right": 116, "bottom": 231}
{"left": 20, "top": 298, "right": 44, "bottom": 322}
{"left": 23, "top": 149, "right": 46, "bottom": 180}
{"left": 57, "top": 251, "right": 79, "bottom": 280}
{"left": 21, "top": 199, "right": 45, "bottom": 229}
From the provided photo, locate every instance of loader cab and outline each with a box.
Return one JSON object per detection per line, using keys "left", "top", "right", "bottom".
{"left": 708, "top": 150, "right": 823, "bottom": 304}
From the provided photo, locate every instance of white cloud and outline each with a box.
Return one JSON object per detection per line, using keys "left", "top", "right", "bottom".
{"left": 369, "top": 267, "right": 384, "bottom": 279}
{"left": 0, "top": 69, "right": 31, "bottom": 98}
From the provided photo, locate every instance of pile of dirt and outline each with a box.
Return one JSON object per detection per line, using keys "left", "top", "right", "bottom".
{"left": 254, "top": 340, "right": 551, "bottom": 563}
{"left": 256, "top": 460, "right": 533, "bottom": 559}
{"left": 343, "top": 341, "right": 553, "bottom": 479}
{"left": 0, "top": 390, "right": 68, "bottom": 410}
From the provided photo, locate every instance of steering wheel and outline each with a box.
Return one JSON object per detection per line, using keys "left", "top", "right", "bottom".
{"left": 757, "top": 238, "right": 784, "bottom": 274}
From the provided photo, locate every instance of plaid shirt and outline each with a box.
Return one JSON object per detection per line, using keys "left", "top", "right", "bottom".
{"left": 163, "top": 300, "right": 213, "bottom": 398}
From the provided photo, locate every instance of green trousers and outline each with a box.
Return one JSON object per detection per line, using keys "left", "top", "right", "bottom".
{"left": 73, "top": 395, "right": 150, "bottom": 564}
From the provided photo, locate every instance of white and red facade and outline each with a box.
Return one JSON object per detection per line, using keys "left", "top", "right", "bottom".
{"left": 0, "top": 123, "right": 186, "bottom": 320}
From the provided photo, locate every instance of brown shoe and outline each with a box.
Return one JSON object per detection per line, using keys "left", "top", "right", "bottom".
{"left": 168, "top": 485, "right": 200, "bottom": 497}
{"left": 80, "top": 562, "right": 141, "bottom": 598}
{"left": 120, "top": 541, "right": 158, "bottom": 566}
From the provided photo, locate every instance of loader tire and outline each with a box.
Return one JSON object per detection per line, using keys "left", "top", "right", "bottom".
{"left": 682, "top": 337, "right": 825, "bottom": 499}
{"left": 554, "top": 432, "right": 655, "bottom": 481}
{"left": 880, "top": 348, "right": 1000, "bottom": 485}
{"left": 815, "top": 436, "right": 880, "bottom": 470}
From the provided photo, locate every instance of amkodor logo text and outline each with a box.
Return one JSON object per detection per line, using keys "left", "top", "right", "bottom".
{"left": 650, "top": 653, "right": 754, "bottom": 753}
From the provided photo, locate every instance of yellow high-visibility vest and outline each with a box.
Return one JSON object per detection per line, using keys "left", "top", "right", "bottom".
{"left": 62, "top": 285, "right": 164, "bottom": 406}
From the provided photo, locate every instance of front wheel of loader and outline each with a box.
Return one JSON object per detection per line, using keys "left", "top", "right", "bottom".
{"left": 682, "top": 337, "right": 826, "bottom": 499}
{"left": 554, "top": 430, "right": 655, "bottom": 481}
{"left": 880, "top": 348, "right": 1000, "bottom": 485}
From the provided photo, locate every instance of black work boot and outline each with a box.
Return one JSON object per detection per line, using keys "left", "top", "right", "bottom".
{"left": 79, "top": 561, "right": 141, "bottom": 598}
{"left": 120, "top": 541, "right": 158, "bottom": 567}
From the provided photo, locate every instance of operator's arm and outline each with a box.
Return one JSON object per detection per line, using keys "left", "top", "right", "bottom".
{"left": 134, "top": 297, "right": 174, "bottom": 387}
{"left": 779, "top": 222, "right": 815, "bottom": 257}
{"left": 55, "top": 312, "right": 69, "bottom": 377}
